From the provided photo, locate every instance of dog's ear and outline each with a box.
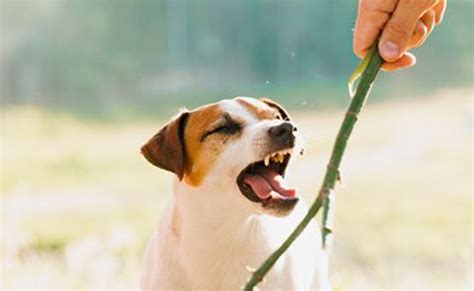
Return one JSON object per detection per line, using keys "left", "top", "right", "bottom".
{"left": 261, "top": 98, "right": 291, "bottom": 121}
{"left": 141, "top": 111, "right": 189, "bottom": 180}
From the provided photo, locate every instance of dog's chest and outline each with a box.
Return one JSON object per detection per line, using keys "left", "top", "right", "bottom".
{"left": 178, "top": 214, "right": 321, "bottom": 289}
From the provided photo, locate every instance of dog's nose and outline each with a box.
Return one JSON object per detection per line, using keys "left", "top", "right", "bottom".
{"left": 268, "top": 122, "right": 297, "bottom": 146}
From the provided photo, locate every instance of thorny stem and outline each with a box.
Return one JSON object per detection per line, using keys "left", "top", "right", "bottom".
{"left": 242, "top": 44, "right": 383, "bottom": 291}
{"left": 321, "top": 43, "right": 382, "bottom": 247}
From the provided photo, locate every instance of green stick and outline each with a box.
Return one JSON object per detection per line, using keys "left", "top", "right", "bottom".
{"left": 321, "top": 44, "right": 382, "bottom": 247}
{"left": 242, "top": 44, "right": 383, "bottom": 291}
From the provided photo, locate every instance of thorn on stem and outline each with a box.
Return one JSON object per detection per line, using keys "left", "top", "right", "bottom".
{"left": 336, "top": 170, "right": 342, "bottom": 184}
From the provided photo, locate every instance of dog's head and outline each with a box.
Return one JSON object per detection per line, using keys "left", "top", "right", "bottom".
{"left": 141, "top": 97, "right": 303, "bottom": 216}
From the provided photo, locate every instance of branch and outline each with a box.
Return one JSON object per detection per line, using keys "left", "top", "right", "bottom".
{"left": 321, "top": 44, "right": 383, "bottom": 247}
{"left": 242, "top": 44, "right": 383, "bottom": 291}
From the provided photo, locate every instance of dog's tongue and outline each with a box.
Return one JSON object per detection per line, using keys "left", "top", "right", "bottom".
{"left": 243, "top": 169, "right": 296, "bottom": 200}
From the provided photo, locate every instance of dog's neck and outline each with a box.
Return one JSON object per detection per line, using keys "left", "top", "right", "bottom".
{"left": 168, "top": 179, "right": 273, "bottom": 285}
{"left": 173, "top": 179, "right": 261, "bottom": 238}
{"left": 171, "top": 178, "right": 274, "bottom": 281}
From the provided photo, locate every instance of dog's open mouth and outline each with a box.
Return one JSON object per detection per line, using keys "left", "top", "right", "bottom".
{"left": 237, "top": 148, "right": 299, "bottom": 211}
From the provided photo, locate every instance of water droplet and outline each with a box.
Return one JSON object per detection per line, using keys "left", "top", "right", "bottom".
{"left": 291, "top": 52, "right": 296, "bottom": 58}
{"left": 265, "top": 80, "right": 271, "bottom": 85}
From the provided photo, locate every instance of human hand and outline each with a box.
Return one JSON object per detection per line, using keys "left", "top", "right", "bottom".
{"left": 354, "top": 0, "right": 447, "bottom": 71}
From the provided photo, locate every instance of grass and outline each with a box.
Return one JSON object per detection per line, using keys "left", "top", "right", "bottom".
{"left": 1, "top": 87, "right": 473, "bottom": 289}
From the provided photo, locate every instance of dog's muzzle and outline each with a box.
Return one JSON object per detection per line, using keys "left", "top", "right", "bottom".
{"left": 236, "top": 121, "right": 300, "bottom": 214}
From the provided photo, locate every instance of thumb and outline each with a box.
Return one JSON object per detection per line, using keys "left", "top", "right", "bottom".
{"left": 379, "top": 0, "right": 430, "bottom": 62}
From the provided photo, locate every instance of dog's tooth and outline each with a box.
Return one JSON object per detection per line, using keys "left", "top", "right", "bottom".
{"left": 264, "top": 156, "right": 270, "bottom": 166}
{"left": 279, "top": 154, "right": 284, "bottom": 163}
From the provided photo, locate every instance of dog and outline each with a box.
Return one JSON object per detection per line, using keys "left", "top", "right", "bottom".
{"left": 140, "top": 97, "right": 330, "bottom": 290}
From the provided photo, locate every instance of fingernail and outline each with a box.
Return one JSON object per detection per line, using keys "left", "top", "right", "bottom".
{"left": 380, "top": 41, "right": 400, "bottom": 60}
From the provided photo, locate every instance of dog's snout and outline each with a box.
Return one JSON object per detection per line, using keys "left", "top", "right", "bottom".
{"left": 268, "top": 122, "right": 296, "bottom": 146}
{"left": 268, "top": 122, "right": 296, "bottom": 137}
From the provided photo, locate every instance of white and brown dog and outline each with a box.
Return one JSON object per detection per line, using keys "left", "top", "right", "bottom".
{"left": 140, "top": 97, "right": 329, "bottom": 290}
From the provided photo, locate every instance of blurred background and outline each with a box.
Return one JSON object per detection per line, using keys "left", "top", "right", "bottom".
{"left": 1, "top": 0, "right": 472, "bottom": 289}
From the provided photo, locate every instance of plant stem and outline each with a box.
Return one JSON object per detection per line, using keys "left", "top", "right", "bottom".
{"left": 322, "top": 44, "right": 383, "bottom": 247}
{"left": 242, "top": 44, "right": 383, "bottom": 291}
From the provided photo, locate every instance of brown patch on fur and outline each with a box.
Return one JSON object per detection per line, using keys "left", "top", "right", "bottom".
{"left": 261, "top": 98, "right": 292, "bottom": 121}
{"left": 235, "top": 97, "right": 277, "bottom": 120}
{"left": 182, "top": 103, "right": 225, "bottom": 186}
{"left": 141, "top": 112, "right": 189, "bottom": 180}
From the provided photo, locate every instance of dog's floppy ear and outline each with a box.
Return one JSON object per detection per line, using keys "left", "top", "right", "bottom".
{"left": 261, "top": 98, "right": 291, "bottom": 121}
{"left": 141, "top": 111, "right": 189, "bottom": 180}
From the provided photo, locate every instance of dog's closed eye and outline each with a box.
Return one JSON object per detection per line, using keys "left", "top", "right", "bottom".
{"left": 210, "top": 121, "right": 240, "bottom": 134}
{"left": 201, "top": 114, "right": 241, "bottom": 141}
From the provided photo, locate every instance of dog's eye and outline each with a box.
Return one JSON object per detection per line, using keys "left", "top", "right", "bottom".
{"left": 201, "top": 120, "right": 241, "bottom": 141}
{"left": 211, "top": 121, "right": 241, "bottom": 135}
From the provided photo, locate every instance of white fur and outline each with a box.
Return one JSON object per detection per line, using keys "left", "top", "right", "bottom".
{"left": 141, "top": 99, "right": 330, "bottom": 290}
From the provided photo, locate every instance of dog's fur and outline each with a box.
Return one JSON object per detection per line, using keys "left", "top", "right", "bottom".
{"left": 140, "top": 97, "right": 330, "bottom": 290}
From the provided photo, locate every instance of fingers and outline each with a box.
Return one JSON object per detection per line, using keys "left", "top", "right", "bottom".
{"left": 407, "top": 9, "right": 435, "bottom": 48}
{"left": 381, "top": 52, "right": 417, "bottom": 71}
{"left": 407, "top": 20, "right": 428, "bottom": 48}
{"left": 433, "top": 0, "right": 447, "bottom": 24}
{"left": 353, "top": 0, "right": 447, "bottom": 71}
{"left": 380, "top": 7, "right": 433, "bottom": 72}
{"left": 422, "top": 8, "right": 436, "bottom": 36}
{"left": 353, "top": 0, "right": 398, "bottom": 58}
{"left": 378, "top": 0, "right": 435, "bottom": 62}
